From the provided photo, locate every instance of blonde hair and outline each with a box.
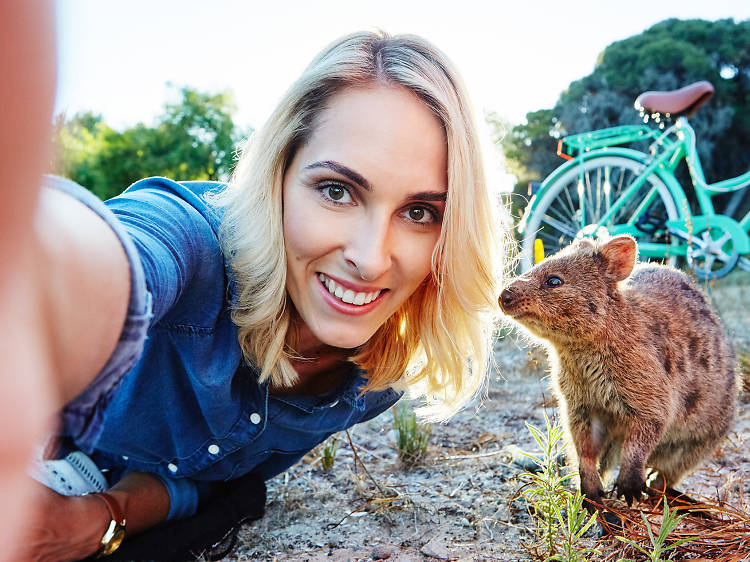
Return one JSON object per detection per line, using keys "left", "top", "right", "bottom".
{"left": 213, "top": 31, "right": 506, "bottom": 420}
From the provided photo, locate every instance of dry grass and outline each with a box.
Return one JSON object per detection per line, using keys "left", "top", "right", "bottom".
{"left": 597, "top": 489, "right": 750, "bottom": 561}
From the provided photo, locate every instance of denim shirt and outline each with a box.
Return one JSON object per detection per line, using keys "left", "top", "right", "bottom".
{"left": 56, "top": 177, "right": 401, "bottom": 519}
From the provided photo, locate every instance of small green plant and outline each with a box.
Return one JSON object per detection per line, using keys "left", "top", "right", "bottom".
{"left": 521, "top": 412, "right": 599, "bottom": 561}
{"left": 550, "top": 490, "right": 600, "bottom": 561}
{"left": 321, "top": 437, "right": 338, "bottom": 472}
{"left": 738, "top": 348, "right": 749, "bottom": 392}
{"left": 617, "top": 496, "right": 698, "bottom": 562}
{"left": 392, "top": 402, "right": 431, "bottom": 466}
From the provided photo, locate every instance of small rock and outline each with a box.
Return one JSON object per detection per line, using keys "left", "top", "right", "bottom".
{"left": 391, "top": 553, "right": 422, "bottom": 562}
{"left": 419, "top": 538, "right": 450, "bottom": 560}
{"left": 371, "top": 544, "right": 395, "bottom": 559}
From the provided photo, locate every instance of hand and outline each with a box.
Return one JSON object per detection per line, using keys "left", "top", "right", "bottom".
{"left": 15, "top": 485, "right": 109, "bottom": 562}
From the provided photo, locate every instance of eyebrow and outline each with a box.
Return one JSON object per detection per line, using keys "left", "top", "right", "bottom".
{"left": 304, "top": 160, "right": 371, "bottom": 191}
{"left": 303, "top": 160, "right": 448, "bottom": 202}
{"left": 406, "top": 191, "right": 447, "bottom": 202}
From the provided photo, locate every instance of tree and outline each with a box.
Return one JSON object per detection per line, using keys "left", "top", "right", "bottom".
{"left": 499, "top": 18, "right": 750, "bottom": 218}
{"left": 488, "top": 109, "right": 559, "bottom": 221}
{"left": 51, "top": 86, "right": 248, "bottom": 200}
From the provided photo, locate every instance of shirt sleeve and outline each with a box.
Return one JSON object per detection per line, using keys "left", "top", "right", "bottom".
{"left": 50, "top": 175, "right": 153, "bottom": 446}
{"left": 359, "top": 388, "right": 403, "bottom": 424}
{"left": 105, "top": 180, "right": 222, "bottom": 326}
{"left": 151, "top": 474, "right": 201, "bottom": 520}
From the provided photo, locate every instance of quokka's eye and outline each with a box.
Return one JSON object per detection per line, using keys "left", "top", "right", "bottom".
{"left": 544, "top": 275, "right": 563, "bottom": 288}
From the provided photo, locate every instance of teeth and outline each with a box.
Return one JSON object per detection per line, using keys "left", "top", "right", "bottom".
{"left": 319, "top": 274, "right": 382, "bottom": 306}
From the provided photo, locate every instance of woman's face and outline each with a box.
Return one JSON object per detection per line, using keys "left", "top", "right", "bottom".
{"left": 283, "top": 85, "right": 448, "bottom": 350}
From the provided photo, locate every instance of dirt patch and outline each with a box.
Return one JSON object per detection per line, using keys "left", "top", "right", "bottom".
{"left": 228, "top": 271, "right": 750, "bottom": 561}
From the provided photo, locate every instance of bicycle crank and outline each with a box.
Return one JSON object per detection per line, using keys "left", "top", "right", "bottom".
{"left": 669, "top": 225, "right": 739, "bottom": 281}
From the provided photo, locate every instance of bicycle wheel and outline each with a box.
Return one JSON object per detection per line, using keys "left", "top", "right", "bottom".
{"left": 520, "top": 155, "right": 679, "bottom": 271}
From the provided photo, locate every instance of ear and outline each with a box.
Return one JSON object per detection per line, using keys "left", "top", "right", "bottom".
{"left": 598, "top": 235, "right": 637, "bottom": 281}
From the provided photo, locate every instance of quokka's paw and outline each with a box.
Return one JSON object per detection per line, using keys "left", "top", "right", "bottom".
{"left": 597, "top": 509, "right": 624, "bottom": 535}
{"left": 615, "top": 470, "right": 646, "bottom": 507}
{"left": 581, "top": 486, "right": 606, "bottom": 514}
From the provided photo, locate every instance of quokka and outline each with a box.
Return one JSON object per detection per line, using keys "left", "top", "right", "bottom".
{"left": 500, "top": 235, "right": 739, "bottom": 510}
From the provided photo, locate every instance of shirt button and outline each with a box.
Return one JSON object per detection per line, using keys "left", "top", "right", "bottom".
{"left": 208, "top": 444, "right": 220, "bottom": 455}
{"left": 167, "top": 463, "right": 178, "bottom": 473}
{"left": 121, "top": 455, "right": 129, "bottom": 461}
{"left": 250, "top": 412, "right": 261, "bottom": 425}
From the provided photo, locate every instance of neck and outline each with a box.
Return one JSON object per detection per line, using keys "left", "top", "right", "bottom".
{"left": 271, "top": 313, "right": 351, "bottom": 396}
{"left": 286, "top": 313, "right": 345, "bottom": 360}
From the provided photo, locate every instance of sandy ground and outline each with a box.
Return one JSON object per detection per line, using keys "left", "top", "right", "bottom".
{"left": 224, "top": 270, "right": 750, "bottom": 562}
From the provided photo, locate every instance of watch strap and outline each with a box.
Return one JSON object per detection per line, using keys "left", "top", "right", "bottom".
{"left": 91, "top": 492, "right": 126, "bottom": 557}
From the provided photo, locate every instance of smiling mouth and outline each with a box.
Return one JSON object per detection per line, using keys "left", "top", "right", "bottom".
{"left": 318, "top": 273, "right": 384, "bottom": 306}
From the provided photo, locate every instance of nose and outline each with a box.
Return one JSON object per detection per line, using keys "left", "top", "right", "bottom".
{"left": 343, "top": 215, "right": 393, "bottom": 281}
{"left": 499, "top": 288, "right": 516, "bottom": 311}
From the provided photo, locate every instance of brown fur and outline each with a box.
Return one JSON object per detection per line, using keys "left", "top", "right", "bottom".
{"left": 500, "top": 236, "right": 740, "bottom": 507}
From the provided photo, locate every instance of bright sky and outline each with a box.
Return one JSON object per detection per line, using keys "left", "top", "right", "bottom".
{"left": 54, "top": 1, "right": 748, "bottom": 190}
{"left": 55, "top": 0, "right": 750, "bottom": 131}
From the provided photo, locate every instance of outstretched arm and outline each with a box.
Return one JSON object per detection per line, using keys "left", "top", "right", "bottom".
{"left": 0, "top": 0, "right": 58, "bottom": 558}
{"left": 21, "top": 472, "right": 171, "bottom": 561}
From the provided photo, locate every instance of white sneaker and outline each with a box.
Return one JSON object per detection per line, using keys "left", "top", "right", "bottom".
{"left": 30, "top": 451, "right": 108, "bottom": 496}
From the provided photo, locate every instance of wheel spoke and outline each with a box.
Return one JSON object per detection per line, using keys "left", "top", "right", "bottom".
{"left": 594, "top": 167, "right": 603, "bottom": 219}
{"left": 545, "top": 204, "right": 577, "bottom": 232}
{"left": 584, "top": 170, "right": 596, "bottom": 221}
{"left": 563, "top": 186, "right": 576, "bottom": 218}
{"left": 537, "top": 231, "right": 569, "bottom": 250}
{"left": 540, "top": 214, "right": 579, "bottom": 238}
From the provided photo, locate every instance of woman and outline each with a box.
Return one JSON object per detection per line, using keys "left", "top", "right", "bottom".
{"left": 23, "top": 31, "right": 505, "bottom": 560}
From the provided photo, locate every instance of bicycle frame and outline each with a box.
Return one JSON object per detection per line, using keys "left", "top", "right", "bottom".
{"left": 678, "top": 118, "right": 750, "bottom": 232}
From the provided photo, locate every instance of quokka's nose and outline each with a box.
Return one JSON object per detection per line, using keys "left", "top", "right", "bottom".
{"left": 500, "top": 288, "right": 516, "bottom": 311}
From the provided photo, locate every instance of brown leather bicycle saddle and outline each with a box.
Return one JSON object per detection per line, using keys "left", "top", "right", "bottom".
{"left": 634, "top": 81, "right": 714, "bottom": 117}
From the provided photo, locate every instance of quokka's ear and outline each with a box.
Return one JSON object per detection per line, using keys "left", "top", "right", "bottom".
{"left": 598, "top": 235, "right": 637, "bottom": 281}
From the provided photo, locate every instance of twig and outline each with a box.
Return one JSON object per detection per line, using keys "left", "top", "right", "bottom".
{"left": 346, "top": 429, "right": 389, "bottom": 497}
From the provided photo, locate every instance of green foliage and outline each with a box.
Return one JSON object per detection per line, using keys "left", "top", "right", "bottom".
{"left": 50, "top": 85, "right": 248, "bottom": 200}
{"left": 321, "top": 437, "right": 338, "bottom": 472}
{"left": 392, "top": 402, "right": 431, "bottom": 466}
{"left": 616, "top": 496, "right": 698, "bottom": 562}
{"left": 738, "top": 348, "right": 749, "bottom": 392}
{"left": 521, "top": 413, "right": 599, "bottom": 561}
{"left": 490, "top": 109, "right": 561, "bottom": 223}
{"left": 499, "top": 18, "right": 750, "bottom": 218}
{"left": 497, "top": 109, "right": 559, "bottom": 193}
{"left": 550, "top": 492, "right": 600, "bottom": 562}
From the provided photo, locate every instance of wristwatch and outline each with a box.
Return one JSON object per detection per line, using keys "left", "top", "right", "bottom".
{"left": 90, "top": 492, "right": 126, "bottom": 557}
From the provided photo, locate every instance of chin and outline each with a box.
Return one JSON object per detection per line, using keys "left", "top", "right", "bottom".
{"left": 318, "top": 326, "right": 377, "bottom": 351}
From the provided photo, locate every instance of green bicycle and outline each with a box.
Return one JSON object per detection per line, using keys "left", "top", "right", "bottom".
{"left": 518, "top": 80, "right": 750, "bottom": 280}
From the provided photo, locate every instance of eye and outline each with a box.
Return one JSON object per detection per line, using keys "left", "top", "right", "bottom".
{"left": 402, "top": 205, "right": 440, "bottom": 225}
{"left": 320, "top": 183, "right": 352, "bottom": 204}
{"left": 544, "top": 275, "right": 563, "bottom": 288}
